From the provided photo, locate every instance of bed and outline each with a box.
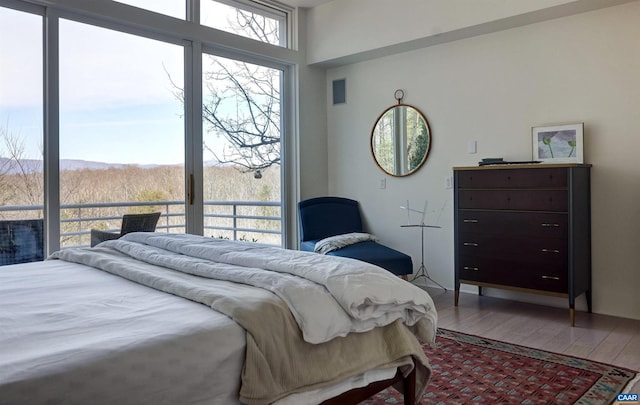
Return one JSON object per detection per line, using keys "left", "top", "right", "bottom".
{"left": 0, "top": 232, "right": 437, "bottom": 404}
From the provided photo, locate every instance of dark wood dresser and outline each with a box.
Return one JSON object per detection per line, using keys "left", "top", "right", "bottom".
{"left": 453, "top": 164, "right": 591, "bottom": 326}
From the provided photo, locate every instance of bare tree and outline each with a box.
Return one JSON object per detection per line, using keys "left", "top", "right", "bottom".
{"left": 202, "top": 56, "right": 281, "bottom": 174}
{"left": 169, "top": 8, "right": 282, "bottom": 177}
{"left": 0, "top": 124, "right": 43, "bottom": 215}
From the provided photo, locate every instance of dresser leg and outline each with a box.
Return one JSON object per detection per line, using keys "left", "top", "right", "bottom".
{"left": 570, "top": 307, "right": 575, "bottom": 327}
{"left": 586, "top": 290, "right": 592, "bottom": 313}
{"left": 454, "top": 289, "right": 460, "bottom": 306}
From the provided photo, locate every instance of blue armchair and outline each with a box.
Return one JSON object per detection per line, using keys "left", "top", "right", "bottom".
{"left": 298, "top": 196, "right": 413, "bottom": 277}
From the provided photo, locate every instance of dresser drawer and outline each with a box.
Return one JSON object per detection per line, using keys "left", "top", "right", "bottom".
{"left": 457, "top": 168, "right": 567, "bottom": 189}
{"left": 458, "top": 211, "right": 568, "bottom": 238}
{"left": 458, "top": 234, "right": 568, "bottom": 265}
{"left": 458, "top": 256, "right": 568, "bottom": 293}
{"left": 458, "top": 189, "right": 568, "bottom": 211}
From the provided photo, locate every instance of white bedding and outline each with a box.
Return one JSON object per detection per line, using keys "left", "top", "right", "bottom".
{"left": 83, "top": 232, "right": 437, "bottom": 345}
{"left": 0, "top": 258, "right": 405, "bottom": 405}
{"left": 1, "top": 233, "right": 437, "bottom": 404}
{"left": 0, "top": 260, "right": 245, "bottom": 405}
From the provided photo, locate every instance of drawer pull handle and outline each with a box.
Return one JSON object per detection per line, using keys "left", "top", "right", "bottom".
{"left": 463, "top": 242, "right": 479, "bottom": 247}
{"left": 541, "top": 248, "right": 560, "bottom": 253}
{"left": 463, "top": 266, "right": 479, "bottom": 271}
{"left": 463, "top": 219, "right": 479, "bottom": 223}
{"left": 541, "top": 223, "right": 560, "bottom": 227}
{"left": 541, "top": 275, "right": 560, "bottom": 281}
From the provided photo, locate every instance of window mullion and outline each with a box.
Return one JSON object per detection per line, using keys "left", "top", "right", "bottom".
{"left": 184, "top": 40, "right": 204, "bottom": 235}
{"left": 43, "top": 7, "right": 60, "bottom": 254}
{"left": 187, "top": 0, "right": 199, "bottom": 23}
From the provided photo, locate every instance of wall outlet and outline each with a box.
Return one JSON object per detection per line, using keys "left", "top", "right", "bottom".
{"left": 379, "top": 178, "right": 386, "bottom": 189}
{"left": 444, "top": 176, "right": 453, "bottom": 189}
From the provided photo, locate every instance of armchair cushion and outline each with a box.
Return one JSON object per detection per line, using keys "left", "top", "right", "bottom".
{"left": 305, "top": 240, "right": 412, "bottom": 276}
{"left": 298, "top": 197, "right": 413, "bottom": 277}
{"left": 300, "top": 240, "right": 317, "bottom": 252}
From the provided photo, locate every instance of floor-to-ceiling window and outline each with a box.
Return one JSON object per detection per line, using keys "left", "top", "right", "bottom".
{"left": 0, "top": 0, "right": 293, "bottom": 253}
{"left": 58, "top": 20, "right": 185, "bottom": 247}
{"left": 0, "top": 6, "right": 45, "bottom": 264}
{"left": 198, "top": 1, "right": 286, "bottom": 246}
{"left": 202, "top": 53, "right": 282, "bottom": 245}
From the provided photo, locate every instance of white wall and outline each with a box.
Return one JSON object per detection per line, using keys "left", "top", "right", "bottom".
{"left": 296, "top": 8, "right": 329, "bottom": 202}
{"left": 306, "top": 0, "right": 634, "bottom": 66}
{"left": 323, "top": 2, "right": 640, "bottom": 320}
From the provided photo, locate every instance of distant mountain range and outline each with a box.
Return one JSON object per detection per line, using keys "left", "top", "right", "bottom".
{"left": 0, "top": 158, "right": 175, "bottom": 175}
{"left": 0, "top": 157, "right": 226, "bottom": 175}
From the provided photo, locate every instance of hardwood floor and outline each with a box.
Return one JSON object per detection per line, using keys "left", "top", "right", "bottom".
{"left": 425, "top": 287, "right": 640, "bottom": 392}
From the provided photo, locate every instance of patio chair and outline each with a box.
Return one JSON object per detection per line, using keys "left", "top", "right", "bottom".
{"left": 0, "top": 219, "right": 44, "bottom": 266}
{"left": 298, "top": 196, "right": 413, "bottom": 277}
{"left": 91, "top": 212, "right": 161, "bottom": 247}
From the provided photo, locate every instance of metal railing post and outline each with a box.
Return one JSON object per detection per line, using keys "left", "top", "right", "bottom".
{"left": 77, "top": 206, "right": 82, "bottom": 246}
{"left": 165, "top": 203, "right": 169, "bottom": 233}
{"left": 233, "top": 203, "right": 238, "bottom": 241}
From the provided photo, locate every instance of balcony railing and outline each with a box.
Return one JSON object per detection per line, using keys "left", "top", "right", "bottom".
{"left": 0, "top": 200, "right": 282, "bottom": 250}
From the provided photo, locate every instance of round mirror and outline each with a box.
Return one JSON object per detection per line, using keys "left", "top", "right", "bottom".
{"left": 371, "top": 104, "right": 431, "bottom": 177}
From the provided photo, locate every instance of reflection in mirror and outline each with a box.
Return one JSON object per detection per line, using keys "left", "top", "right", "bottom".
{"left": 371, "top": 104, "right": 431, "bottom": 176}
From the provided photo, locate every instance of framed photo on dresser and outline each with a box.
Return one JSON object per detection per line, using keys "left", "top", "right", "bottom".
{"left": 532, "top": 123, "right": 584, "bottom": 164}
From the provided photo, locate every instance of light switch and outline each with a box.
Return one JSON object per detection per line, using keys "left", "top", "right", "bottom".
{"left": 467, "top": 140, "right": 477, "bottom": 154}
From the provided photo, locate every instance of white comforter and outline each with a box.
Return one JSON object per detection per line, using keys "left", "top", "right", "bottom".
{"left": 0, "top": 259, "right": 246, "bottom": 405}
{"left": 75, "top": 232, "right": 437, "bottom": 345}
{"left": 2, "top": 233, "right": 437, "bottom": 404}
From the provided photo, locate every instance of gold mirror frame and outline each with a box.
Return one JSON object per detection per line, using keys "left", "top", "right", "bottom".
{"left": 370, "top": 103, "right": 431, "bottom": 177}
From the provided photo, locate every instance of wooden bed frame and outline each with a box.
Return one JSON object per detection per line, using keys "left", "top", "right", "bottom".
{"left": 322, "top": 367, "right": 416, "bottom": 405}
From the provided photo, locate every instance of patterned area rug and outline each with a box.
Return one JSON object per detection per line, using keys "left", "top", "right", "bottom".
{"left": 362, "top": 328, "right": 639, "bottom": 404}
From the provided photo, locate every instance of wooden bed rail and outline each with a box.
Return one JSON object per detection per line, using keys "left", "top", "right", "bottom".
{"left": 320, "top": 367, "right": 416, "bottom": 405}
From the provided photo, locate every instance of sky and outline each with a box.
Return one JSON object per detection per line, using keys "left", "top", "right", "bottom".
{"left": 0, "top": 1, "right": 254, "bottom": 166}
{"left": 0, "top": 6, "right": 185, "bottom": 165}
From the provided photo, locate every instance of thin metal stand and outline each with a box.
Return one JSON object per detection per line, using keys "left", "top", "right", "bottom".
{"left": 401, "top": 223, "right": 446, "bottom": 291}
